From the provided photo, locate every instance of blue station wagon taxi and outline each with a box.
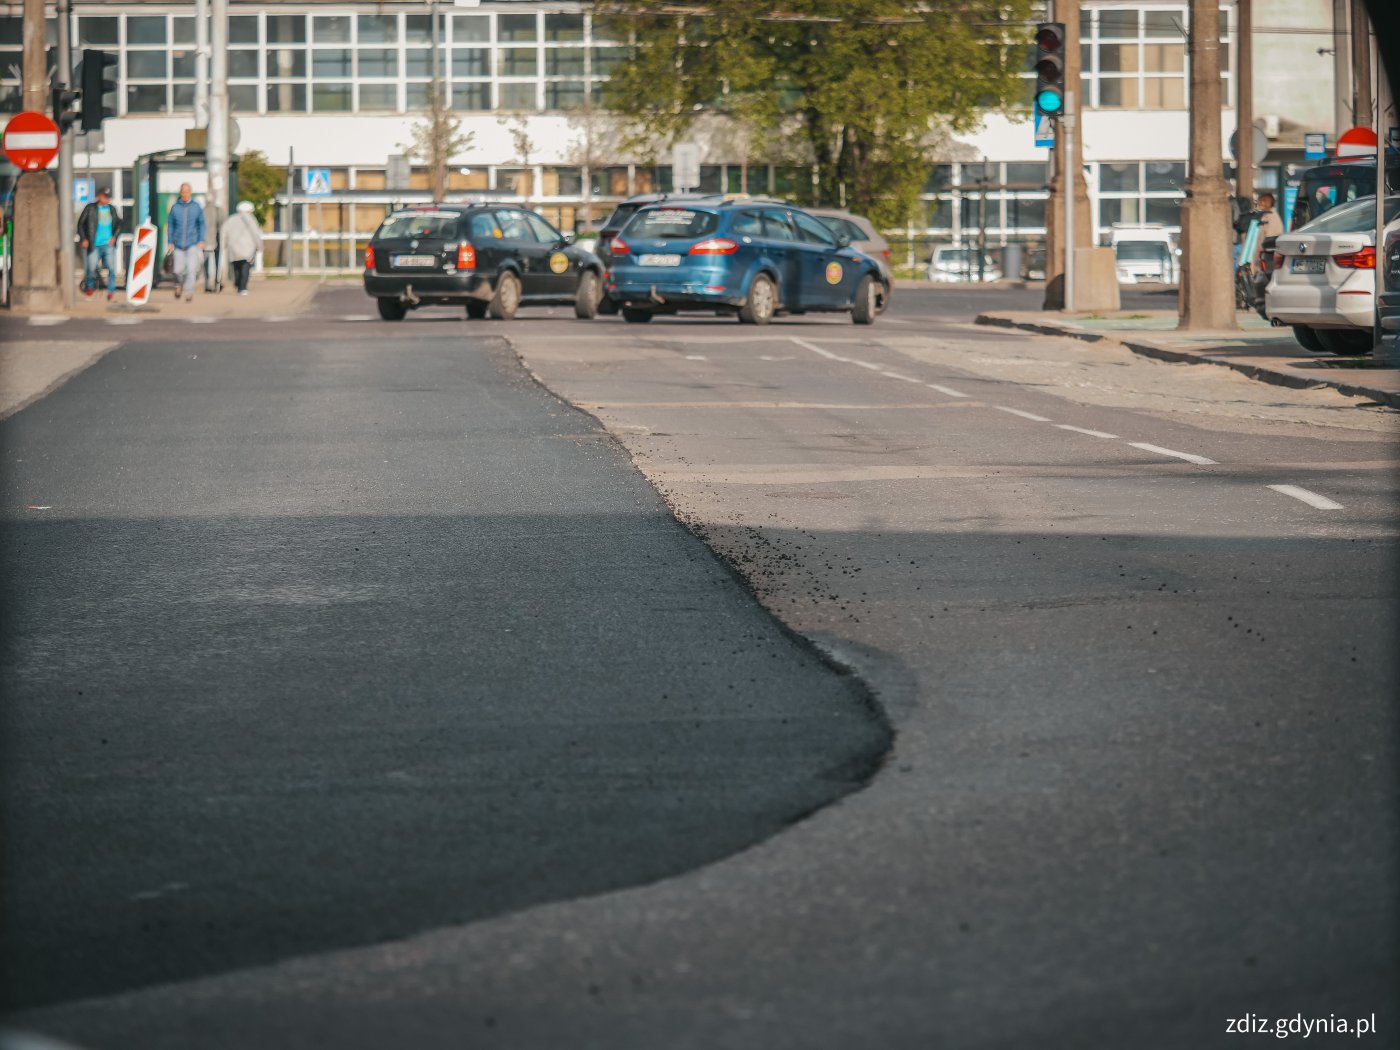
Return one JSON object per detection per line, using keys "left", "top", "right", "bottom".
{"left": 605, "top": 199, "right": 888, "bottom": 325}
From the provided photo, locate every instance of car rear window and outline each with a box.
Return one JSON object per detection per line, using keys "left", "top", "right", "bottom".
{"left": 376, "top": 211, "right": 462, "bottom": 240}
{"left": 604, "top": 203, "right": 641, "bottom": 232}
{"left": 625, "top": 208, "right": 720, "bottom": 240}
{"left": 816, "top": 216, "right": 868, "bottom": 242}
{"left": 1115, "top": 241, "right": 1171, "bottom": 260}
{"left": 1297, "top": 195, "right": 1400, "bottom": 234}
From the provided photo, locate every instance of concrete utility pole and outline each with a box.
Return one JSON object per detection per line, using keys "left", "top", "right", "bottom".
{"left": 1350, "top": 0, "right": 1372, "bottom": 129}
{"left": 1236, "top": 0, "right": 1253, "bottom": 204}
{"left": 1178, "top": 0, "right": 1235, "bottom": 331}
{"left": 11, "top": 0, "right": 61, "bottom": 310}
{"left": 56, "top": 0, "right": 74, "bottom": 306}
{"left": 207, "top": 0, "right": 229, "bottom": 284}
{"left": 1042, "top": 0, "right": 1092, "bottom": 310}
{"left": 195, "top": 0, "right": 210, "bottom": 128}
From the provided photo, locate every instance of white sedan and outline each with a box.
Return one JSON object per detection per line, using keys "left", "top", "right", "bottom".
{"left": 1265, "top": 194, "right": 1399, "bottom": 354}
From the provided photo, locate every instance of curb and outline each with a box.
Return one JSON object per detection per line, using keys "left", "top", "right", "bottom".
{"left": 974, "top": 313, "right": 1400, "bottom": 410}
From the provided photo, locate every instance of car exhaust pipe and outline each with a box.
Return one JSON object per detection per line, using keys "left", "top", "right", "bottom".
{"left": 401, "top": 285, "right": 420, "bottom": 306}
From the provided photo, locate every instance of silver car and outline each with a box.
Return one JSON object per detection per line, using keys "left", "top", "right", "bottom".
{"left": 807, "top": 208, "right": 892, "bottom": 283}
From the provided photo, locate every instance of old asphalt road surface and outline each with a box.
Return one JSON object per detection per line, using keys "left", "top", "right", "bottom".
{"left": 6, "top": 282, "right": 1398, "bottom": 1049}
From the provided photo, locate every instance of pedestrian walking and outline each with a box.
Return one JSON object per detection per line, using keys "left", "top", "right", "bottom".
{"left": 78, "top": 186, "right": 124, "bottom": 301}
{"left": 220, "top": 200, "right": 263, "bottom": 296}
{"left": 166, "top": 183, "right": 206, "bottom": 301}
{"left": 1253, "top": 192, "right": 1284, "bottom": 267}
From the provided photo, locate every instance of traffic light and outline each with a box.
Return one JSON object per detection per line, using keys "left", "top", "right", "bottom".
{"left": 1033, "top": 22, "right": 1066, "bottom": 118}
{"left": 51, "top": 83, "right": 81, "bottom": 133}
{"left": 79, "top": 48, "right": 117, "bottom": 132}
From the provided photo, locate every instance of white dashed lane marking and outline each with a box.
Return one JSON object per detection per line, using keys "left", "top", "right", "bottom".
{"left": 880, "top": 371, "right": 923, "bottom": 383}
{"left": 994, "top": 406, "right": 1051, "bottom": 422}
{"left": 1056, "top": 424, "right": 1119, "bottom": 439}
{"left": 1129, "top": 442, "right": 1217, "bottom": 466}
{"left": 926, "top": 383, "right": 969, "bottom": 398}
{"left": 28, "top": 316, "right": 68, "bottom": 327}
{"left": 1267, "top": 484, "right": 1343, "bottom": 510}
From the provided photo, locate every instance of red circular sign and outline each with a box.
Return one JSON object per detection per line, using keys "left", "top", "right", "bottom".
{"left": 2, "top": 110, "right": 60, "bottom": 171}
{"left": 1336, "top": 126, "right": 1379, "bottom": 158}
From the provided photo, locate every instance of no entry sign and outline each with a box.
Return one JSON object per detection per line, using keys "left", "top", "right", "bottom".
{"left": 2, "top": 111, "right": 60, "bottom": 171}
{"left": 1335, "top": 126, "right": 1379, "bottom": 159}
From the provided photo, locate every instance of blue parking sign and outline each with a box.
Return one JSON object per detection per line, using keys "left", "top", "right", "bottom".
{"left": 1303, "top": 133, "right": 1327, "bottom": 160}
{"left": 73, "top": 178, "right": 95, "bottom": 205}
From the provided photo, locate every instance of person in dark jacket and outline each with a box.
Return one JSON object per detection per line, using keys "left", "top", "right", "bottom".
{"left": 78, "top": 186, "right": 124, "bottom": 300}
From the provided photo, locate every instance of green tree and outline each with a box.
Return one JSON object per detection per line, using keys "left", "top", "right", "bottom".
{"left": 599, "top": 0, "right": 1034, "bottom": 227}
{"left": 235, "top": 150, "right": 286, "bottom": 226}
{"left": 403, "top": 77, "right": 475, "bottom": 201}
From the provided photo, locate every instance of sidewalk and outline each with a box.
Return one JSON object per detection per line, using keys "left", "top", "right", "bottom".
{"left": 976, "top": 309, "right": 1400, "bottom": 410}
{"left": 16, "top": 275, "right": 326, "bottom": 320}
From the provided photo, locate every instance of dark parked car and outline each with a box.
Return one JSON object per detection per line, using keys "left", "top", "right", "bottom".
{"left": 363, "top": 202, "right": 604, "bottom": 321}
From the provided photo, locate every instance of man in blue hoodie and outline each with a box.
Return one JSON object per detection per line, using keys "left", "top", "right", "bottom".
{"left": 166, "top": 183, "right": 207, "bottom": 301}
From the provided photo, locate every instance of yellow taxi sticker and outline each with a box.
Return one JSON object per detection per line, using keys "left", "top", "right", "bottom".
{"left": 825, "top": 261, "right": 843, "bottom": 285}
{"left": 549, "top": 251, "right": 570, "bottom": 274}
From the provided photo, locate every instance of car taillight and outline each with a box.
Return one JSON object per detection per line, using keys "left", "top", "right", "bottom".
{"left": 689, "top": 238, "right": 739, "bottom": 255}
{"left": 610, "top": 237, "right": 631, "bottom": 257}
{"left": 1333, "top": 246, "right": 1376, "bottom": 269}
{"left": 365, "top": 243, "right": 375, "bottom": 269}
{"left": 882, "top": 249, "right": 891, "bottom": 259}
{"left": 457, "top": 242, "right": 476, "bottom": 270}
{"left": 1272, "top": 251, "right": 1283, "bottom": 270}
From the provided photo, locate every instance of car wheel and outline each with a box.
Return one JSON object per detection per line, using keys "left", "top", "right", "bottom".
{"left": 574, "top": 270, "right": 600, "bottom": 320}
{"left": 465, "top": 300, "right": 488, "bottom": 320}
{"left": 851, "top": 274, "right": 878, "bottom": 325}
{"left": 621, "top": 307, "right": 653, "bottom": 324}
{"left": 1290, "top": 325, "right": 1326, "bottom": 352}
{"left": 377, "top": 298, "right": 407, "bottom": 321}
{"left": 1315, "top": 327, "right": 1373, "bottom": 355}
{"left": 597, "top": 293, "right": 620, "bottom": 316}
{"left": 738, "top": 274, "right": 776, "bottom": 325}
{"left": 488, "top": 271, "right": 521, "bottom": 320}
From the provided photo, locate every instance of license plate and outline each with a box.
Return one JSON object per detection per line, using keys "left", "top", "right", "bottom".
{"left": 1290, "top": 257, "right": 1326, "bottom": 274}
{"left": 638, "top": 254, "right": 682, "bottom": 267}
{"left": 392, "top": 254, "right": 436, "bottom": 267}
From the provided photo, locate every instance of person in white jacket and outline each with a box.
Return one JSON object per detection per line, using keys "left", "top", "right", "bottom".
{"left": 221, "top": 200, "right": 263, "bottom": 296}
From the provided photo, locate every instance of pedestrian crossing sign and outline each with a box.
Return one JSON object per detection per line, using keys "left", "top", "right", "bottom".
{"left": 303, "top": 168, "right": 332, "bottom": 196}
{"left": 1034, "top": 106, "right": 1055, "bottom": 148}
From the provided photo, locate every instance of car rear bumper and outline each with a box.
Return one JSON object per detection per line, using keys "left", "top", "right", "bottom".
{"left": 364, "top": 270, "right": 492, "bottom": 302}
{"left": 608, "top": 277, "right": 745, "bottom": 309}
{"left": 1265, "top": 279, "right": 1373, "bottom": 329}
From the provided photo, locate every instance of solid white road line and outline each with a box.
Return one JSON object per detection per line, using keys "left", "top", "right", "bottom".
{"left": 995, "top": 406, "right": 1051, "bottom": 422}
{"left": 28, "top": 316, "right": 68, "bottom": 326}
{"left": 341, "top": 314, "right": 374, "bottom": 322}
{"left": 851, "top": 359, "right": 882, "bottom": 371}
{"left": 789, "top": 336, "right": 849, "bottom": 361}
{"left": 927, "top": 383, "right": 969, "bottom": 398}
{"left": 187, "top": 317, "right": 217, "bottom": 324}
{"left": 685, "top": 354, "right": 708, "bottom": 360}
{"left": 1267, "top": 484, "right": 1343, "bottom": 510}
{"left": 1129, "top": 442, "right": 1217, "bottom": 466}
{"left": 106, "top": 317, "right": 142, "bottom": 325}
{"left": 880, "top": 371, "right": 922, "bottom": 383}
{"left": 1057, "top": 424, "right": 1119, "bottom": 439}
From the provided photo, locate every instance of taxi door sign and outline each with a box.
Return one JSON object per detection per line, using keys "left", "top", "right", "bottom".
{"left": 548, "top": 251, "right": 569, "bottom": 274}
{"left": 825, "top": 261, "right": 843, "bottom": 284}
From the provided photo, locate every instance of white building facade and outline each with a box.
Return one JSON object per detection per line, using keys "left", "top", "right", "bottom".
{"left": 0, "top": 0, "right": 1347, "bottom": 266}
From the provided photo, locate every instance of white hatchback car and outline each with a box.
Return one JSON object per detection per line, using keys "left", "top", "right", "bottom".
{"left": 1265, "top": 194, "right": 1399, "bottom": 354}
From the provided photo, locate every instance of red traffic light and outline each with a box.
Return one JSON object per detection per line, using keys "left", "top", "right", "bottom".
{"left": 1035, "top": 25, "right": 1064, "bottom": 51}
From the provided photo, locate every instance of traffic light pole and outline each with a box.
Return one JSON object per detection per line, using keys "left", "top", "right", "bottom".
{"left": 56, "top": 0, "right": 74, "bottom": 307}
{"left": 1063, "top": 90, "right": 1076, "bottom": 313}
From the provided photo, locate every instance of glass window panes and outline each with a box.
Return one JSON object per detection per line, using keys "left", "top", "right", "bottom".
{"left": 453, "top": 82, "right": 490, "bottom": 110}
{"left": 128, "top": 16, "right": 166, "bottom": 45}
{"left": 925, "top": 165, "right": 953, "bottom": 193}
{"left": 1143, "top": 77, "right": 1185, "bottom": 108}
{"left": 1099, "top": 198, "right": 1141, "bottom": 226}
{"left": 266, "top": 83, "right": 307, "bottom": 112}
{"left": 1099, "top": 11, "right": 1138, "bottom": 38}
{"left": 1145, "top": 162, "right": 1185, "bottom": 192}
{"left": 172, "top": 50, "right": 196, "bottom": 79}
{"left": 313, "top": 16, "right": 351, "bottom": 44}
{"left": 1098, "top": 78, "right": 1139, "bottom": 108}
{"left": 358, "top": 15, "right": 398, "bottom": 43}
{"left": 172, "top": 18, "right": 195, "bottom": 45}
{"left": 546, "top": 82, "right": 584, "bottom": 110}
{"left": 0, "top": 18, "right": 19, "bottom": 45}
{"left": 591, "top": 46, "right": 626, "bottom": 75}
{"left": 1099, "top": 163, "right": 1140, "bottom": 192}
{"left": 453, "top": 49, "right": 488, "bottom": 77}
{"left": 1144, "top": 11, "right": 1183, "bottom": 38}
{"left": 500, "top": 82, "right": 537, "bottom": 109}
{"left": 1144, "top": 198, "right": 1182, "bottom": 226}
{"left": 547, "top": 48, "right": 585, "bottom": 76}
{"left": 405, "top": 49, "right": 434, "bottom": 77}
{"left": 313, "top": 82, "right": 352, "bottom": 111}
{"left": 1005, "top": 196, "right": 1046, "bottom": 229}
{"left": 229, "top": 16, "right": 258, "bottom": 44}
{"left": 128, "top": 51, "right": 167, "bottom": 79}
{"left": 500, "top": 14, "right": 537, "bottom": 41}
{"left": 126, "top": 84, "right": 167, "bottom": 113}
{"left": 546, "top": 14, "right": 585, "bottom": 42}
{"left": 229, "top": 84, "right": 258, "bottom": 113}
{"left": 1144, "top": 43, "right": 1184, "bottom": 72}
{"left": 359, "top": 84, "right": 396, "bottom": 111}
{"left": 500, "top": 49, "right": 537, "bottom": 77}
{"left": 359, "top": 49, "right": 398, "bottom": 77}
{"left": 173, "top": 83, "right": 194, "bottom": 110}
{"left": 79, "top": 17, "right": 118, "bottom": 45}
{"left": 1005, "top": 162, "right": 1047, "bottom": 187}
{"left": 267, "top": 16, "right": 306, "bottom": 44}
{"left": 228, "top": 50, "right": 259, "bottom": 79}
{"left": 1099, "top": 44, "right": 1140, "bottom": 72}
{"left": 270, "top": 50, "right": 306, "bottom": 78}
{"left": 454, "top": 15, "right": 489, "bottom": 42}
{"left": 313, "top": 50, "right": 353, "bottom": 78}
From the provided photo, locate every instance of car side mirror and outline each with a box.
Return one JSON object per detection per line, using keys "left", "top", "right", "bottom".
{"left": 835, "top": 232, "right": 851, "bottom": 248}
{"left": 561, "top": 232, "right": 577, "bottom": 246}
